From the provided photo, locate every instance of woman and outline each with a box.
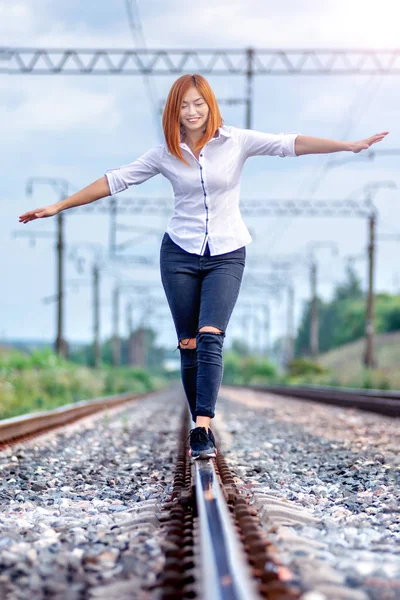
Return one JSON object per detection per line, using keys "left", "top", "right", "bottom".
{"left": 19, "top": 74, "right": 388, "bottom": 460}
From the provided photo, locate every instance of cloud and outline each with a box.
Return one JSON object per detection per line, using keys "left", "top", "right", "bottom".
{"left": 3, "top": 0, "right": 400, "bottom": 49}
{"left": 2, "top": 81, "right": 120, "bottom": 133}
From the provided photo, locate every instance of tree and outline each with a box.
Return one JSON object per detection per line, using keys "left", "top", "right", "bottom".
{"left": 333, "top": 263, "right": 364, "bottom": 302}
{"left": 295, "top": 264, "right": 364, "bottom": 356}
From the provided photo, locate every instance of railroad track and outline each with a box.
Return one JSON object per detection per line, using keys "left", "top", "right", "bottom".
{"left": 4, "top": 383, "right": 397, "bottom": 598}
{"left": 156, "top": 383, "right": 400, "bottom": 597}
{"left": 0, "top": 393, "right": 300, "bottom": 599}
{"left": 158, "top": 410, "right": 300, "bottom": 600}
{"left": 0, "top": 390, "right": 152, "bottom": 447}
{"left": 231, "top": 383, "right": 400, "bottom": 417}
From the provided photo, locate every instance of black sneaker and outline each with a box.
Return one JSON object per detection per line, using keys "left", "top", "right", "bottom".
{"left": 207, "top": 428, "right": 217, "bottom": 453}
{"left": 188, "top": 427, "right": 216, "bottom": 460}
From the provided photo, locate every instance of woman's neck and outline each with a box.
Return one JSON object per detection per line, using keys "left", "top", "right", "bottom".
{"left": 182, "top": 131, "right": 203, "bottom": 148}
{"left": 181, "top": 123, "right": 209, "bottom": 147}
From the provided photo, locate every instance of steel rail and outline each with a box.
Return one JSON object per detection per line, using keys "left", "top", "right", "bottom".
{"left": 159, "top": 410, "right": 298, "bottom": 598}
{"left": 235, "top": 384, "right": 400, "bottom": 417}
{"left": 0, "top": 390, "right": 153, "bottom": 445}
{"left": 195, "top": 459, "right": 261, "bottom": 600}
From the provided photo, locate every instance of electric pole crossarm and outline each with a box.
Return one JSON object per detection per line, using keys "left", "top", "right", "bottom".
{"left": 73, "top": 197, "right": 372, "bottom": 217}
{"left": 4, "top": 48, "right": 400, "bottom": 75}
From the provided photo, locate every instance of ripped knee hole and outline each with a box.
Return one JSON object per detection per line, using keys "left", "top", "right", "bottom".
{"left": 197, "top": 326, "right": 224, "bottom": 335}
{"left": 179, "top": 338, "right": 196, "bottom": 349}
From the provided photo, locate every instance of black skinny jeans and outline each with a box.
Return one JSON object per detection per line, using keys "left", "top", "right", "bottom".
{"left": 159, "top": 232, "right": 246, "bottom": 420}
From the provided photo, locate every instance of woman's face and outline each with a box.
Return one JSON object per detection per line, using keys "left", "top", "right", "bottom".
{"left": 180, "top": 86, "right": 209, "bottom": 133}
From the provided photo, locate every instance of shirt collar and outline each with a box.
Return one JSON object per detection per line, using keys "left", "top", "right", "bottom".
{"left": 165, "top": 126, "right": 231, "bottom": 155}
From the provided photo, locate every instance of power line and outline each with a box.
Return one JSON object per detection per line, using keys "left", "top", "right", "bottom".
{"left": 263, "top": 74, "right": 386, "bottom": 252}
{"left": 124, "top": 0, "right": 163, "bottom": 141}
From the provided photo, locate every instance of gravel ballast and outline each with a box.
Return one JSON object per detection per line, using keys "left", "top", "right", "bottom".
{"left": 2, "top": 382, "right": 399, "bottom": 600}
{"left": 215, "top": 386, "right": 400, "bottom": 600}
{"left": 0, "top": 386, "right": 181, "bottom": 600}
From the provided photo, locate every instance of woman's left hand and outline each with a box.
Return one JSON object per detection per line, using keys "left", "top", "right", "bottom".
{"left": 351, "top": 131, "right": 389, "bottom": 153}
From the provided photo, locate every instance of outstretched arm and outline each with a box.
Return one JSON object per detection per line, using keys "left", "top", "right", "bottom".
{"left": 19, "top": 177, "right": 111, "bottom": 224}
{"left": 294, "top": 131, "right": 389, "bottom": 156}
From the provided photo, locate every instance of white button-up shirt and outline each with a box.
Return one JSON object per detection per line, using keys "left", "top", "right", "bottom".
{"left": 105, "top": 125, "right": 299, "bottom": 256}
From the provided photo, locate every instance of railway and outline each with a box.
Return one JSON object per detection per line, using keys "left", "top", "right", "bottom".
{"left": 231, "top": 383, "right": 400, "bottom": 418}
{"left": 0, "top": 383, "right": 398, "bottom": 599}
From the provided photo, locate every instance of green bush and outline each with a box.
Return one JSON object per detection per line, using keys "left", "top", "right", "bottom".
{"left": 242, "top": 356, "right": 277, "bottom": 383}
{"left": 287, "top": 358, "right": 329, "bottom": 377}
{"left": 0, "top": 349, "right": 169, "bottom": 420}
{"left": 222, "top": 351, "right": 277, "bottom": 385}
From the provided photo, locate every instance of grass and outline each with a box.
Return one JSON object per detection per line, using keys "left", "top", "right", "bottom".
{"left": 316, "top": 331, "right": 400, "bottom": 389}
{"left": 0, "top": 348, "right": 169, "bottom": 420}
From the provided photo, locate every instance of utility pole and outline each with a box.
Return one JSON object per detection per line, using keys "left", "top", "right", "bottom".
{"left": 55, "top": 211, "right": 66, "bottom": 357}
{"left": 246, "top": 47, "right": 254, "bottom": 129}
{"left": 68, "top": 242, "right": 112, "bottom": 369}
{"left": 286, "top": 283, "right": 295, "bottom": 366}
{"left": 127, "top": 301, "right": 134, "bottom": 365}
{"left": 310, "top": 260, "right": 318, "bottom": 358}
{"left": 364, "top": 212, "right": 377, "bottom": 369}
{"left": 136, "top": 327, "right": 145, "bottom": 367}
{"left": 109, "top": 197, "right": 117, "bottom": 258}
{"left": 263, "top": 303, "right": 271, "bottom": 358}
{"left": 25, "top": 177, "right": 69, "bottom": 358}
{"left": 93, "top": 264, "right": 101, "bottom": 369}
{"left": 112, "top": 283, "right": 121, "bottom": 367}
{"left": 361, "top": 181, "right": 397, "bottom": 369}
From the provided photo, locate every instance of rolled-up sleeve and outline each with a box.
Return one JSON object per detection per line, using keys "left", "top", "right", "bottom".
{"left": 236, "top": 127, "right": 300, "bottom": 158}
{"left": 105, "top": 147, "right": 161, "bottom": 195}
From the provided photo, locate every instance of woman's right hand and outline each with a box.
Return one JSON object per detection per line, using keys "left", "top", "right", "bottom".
{"left": 19, "top": 204, "right": 60, "bottom": 224}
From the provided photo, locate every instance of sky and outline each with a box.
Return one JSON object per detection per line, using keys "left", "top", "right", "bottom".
{"left": 2, "top": 0, "right": 400, "bottom": 355}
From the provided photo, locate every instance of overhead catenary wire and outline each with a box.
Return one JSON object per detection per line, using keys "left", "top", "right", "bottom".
{"left": 262, "top": 74, "right": 385, "bottom": 253}
{"left": 304, "top": 75, "right": 385, "bottom": 198}
{"left": 124, "top": 0, "right": 163, "bottom": 142}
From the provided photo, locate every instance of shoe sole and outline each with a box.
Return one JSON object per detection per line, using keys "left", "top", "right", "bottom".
{"left": 189, "top": 449, "right": 217, "bottom": 460}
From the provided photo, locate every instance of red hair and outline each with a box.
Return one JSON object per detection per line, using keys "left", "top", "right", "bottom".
{"left": 162, "top": 74, "right": 223, "bottom": 167}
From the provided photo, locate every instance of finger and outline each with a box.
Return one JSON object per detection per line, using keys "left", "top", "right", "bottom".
{"left": 366, "top": 136, "right": 385, "bottom": 147}
{"left": 19, "top": 210, "right": 36, "bottom": 219}
{"left": 371, "top": 133, "right": 389, "bottom": 142}
{"left": 19, "top": 214, "right": 37, "bottom": 223}
{"left": 367, "top": 132, "right": 388, "bottom": 140}
{"left": 370, "top": 136, "right": 387, "bottom": 145}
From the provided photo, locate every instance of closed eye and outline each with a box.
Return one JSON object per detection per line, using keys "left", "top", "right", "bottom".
{"left": 182, "top": 101, "right": 205, "bottom": 107}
